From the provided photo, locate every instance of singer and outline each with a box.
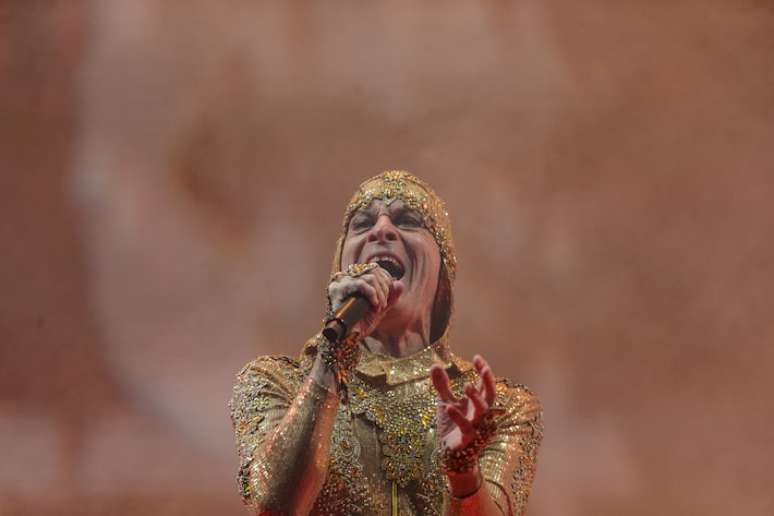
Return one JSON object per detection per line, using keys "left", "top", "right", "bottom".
{"left": 229, "top": 171, "right": 543, "bottom": 515}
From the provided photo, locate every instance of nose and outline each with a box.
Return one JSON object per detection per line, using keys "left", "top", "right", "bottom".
{"left": 367, "top": 214, "right": 399, "bottom": 243}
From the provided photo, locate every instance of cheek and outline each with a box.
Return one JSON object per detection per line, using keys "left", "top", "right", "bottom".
{"left": 409, "top": 237, "right": 441, "bottom": 279}
{"left": 418, "top": 238, "right": 441, "bottom": 268}
{"left": 340, "top": 237, "right": 360, "bottom": 269}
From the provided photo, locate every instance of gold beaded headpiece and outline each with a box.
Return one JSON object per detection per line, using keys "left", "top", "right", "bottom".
{"left": 332, "top": 170, "right": 456, "bottom": 342}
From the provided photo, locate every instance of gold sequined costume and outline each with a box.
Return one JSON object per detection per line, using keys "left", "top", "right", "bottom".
{"left": 229, "top": 172, "right": 543, "bottom": 515}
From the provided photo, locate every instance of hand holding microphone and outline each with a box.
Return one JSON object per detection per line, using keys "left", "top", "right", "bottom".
{"left": 324, "top": 262, "right": 404, "bottom": 343}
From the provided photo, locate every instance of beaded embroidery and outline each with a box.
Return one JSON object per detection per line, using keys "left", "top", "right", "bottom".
{"left": 229, "top": 350, "right": 542, "bottom": 515}
{"left": 349, "top": 375, "right": 437, "bottom": 487}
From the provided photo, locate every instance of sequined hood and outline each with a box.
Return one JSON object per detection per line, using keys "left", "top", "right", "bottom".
{"left": 331, "top": 170, "right": 456, "bottom": 343}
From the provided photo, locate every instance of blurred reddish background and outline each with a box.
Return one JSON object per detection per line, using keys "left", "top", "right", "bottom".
{"left": 2, "top": 1, "right": 773, "bottom": 515}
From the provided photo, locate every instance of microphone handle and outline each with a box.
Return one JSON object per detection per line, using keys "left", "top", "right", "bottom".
{"left": 322, "top": 295, "right": 370, "bottom": 343}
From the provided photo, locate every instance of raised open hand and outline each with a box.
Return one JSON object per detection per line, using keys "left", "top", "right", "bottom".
{"left": 430, "top": 354, "right": 497, "bottom": 452}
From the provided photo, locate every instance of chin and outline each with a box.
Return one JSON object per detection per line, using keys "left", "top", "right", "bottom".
{"left": 380, "top": 304, "right": 412, "bottom": 328}
{"left": 390, "top": 290, "right": 416, "bottom": 314}
{"left": 383, "top": 303, "right": 407, "bottom": 322}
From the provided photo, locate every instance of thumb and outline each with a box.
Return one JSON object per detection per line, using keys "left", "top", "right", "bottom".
{"left": 359, "top": 282, "right": 403, "bottom": 336}
{"left": 386, "top": 281, "right": 404, "bottom": 307}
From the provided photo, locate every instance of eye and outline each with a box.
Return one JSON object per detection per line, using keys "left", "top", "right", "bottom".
{"left": 350, "top": 214, "right": 374, "bottom": 232}
{"left": 396, "top": 213, "right": 422, "bottom": 228}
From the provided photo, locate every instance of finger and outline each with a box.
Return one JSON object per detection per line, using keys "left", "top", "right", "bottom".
{"left": 373, "top": 270, "right": 391, "bottom": 308}
{"left": 473, "top": 354, "right": 489, "bottom": 374}
{"left": 386, "top": 280, "right": 404, "bottom": 308}
{"left": 328, "top": 278, "right": 361, "bottom": 308}
{"left": 374, "top": 265, "right": 393, "bottom": 285}
{"left": 466, "top": 384, "right": 489, "bottom": 420}
{"left": 473, "top": 355, "right": 497, "bottom": 405}
{"left": 430, "top": 365, "right": 459, "bottom": 403}
{"left": 373, "top": 270, "right": 392, "bottom": 304}
{"left": 356, "top": 281, "right": 380, "bottom": 308}
{"left": 481, "top": 366, "right": 497, "bottom": 406}
{"left": 362, "top": 274, "right": 387, "bottom": 309}
{"left": 375, "top": 269, "right": 393, "bottom": 305}
{"left": 378, "top": 273, "right": 392, "bottom": 306}
{"left": 472, "top": 355, "right": 484, "bottom": 389}
{"left": 446, "top": 405, "right": 474, "bottom": 434}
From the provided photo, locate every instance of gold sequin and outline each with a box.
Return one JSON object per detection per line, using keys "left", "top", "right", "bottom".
{"left": 229, "top": 338, "right": 543, "bottom": 515}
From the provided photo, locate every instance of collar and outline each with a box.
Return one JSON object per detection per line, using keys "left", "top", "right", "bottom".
{"left": 301, "top": 334, "right": 474, "bottom": 385}
{"left": 354, "top": 337, "right": 473, "bottom": 385}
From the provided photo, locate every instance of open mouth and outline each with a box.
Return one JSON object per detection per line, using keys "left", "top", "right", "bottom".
{"left": 367, "top": 255, "right": 405, "bottom": 280}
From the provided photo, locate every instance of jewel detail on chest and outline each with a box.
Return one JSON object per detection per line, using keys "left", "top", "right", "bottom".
{"left": 348, "top": 376, "right": 438, "bottom": 487}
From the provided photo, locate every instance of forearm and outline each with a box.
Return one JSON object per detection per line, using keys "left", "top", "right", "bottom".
{"left": 444, "top": 466, "right": 504, "bottom": 516}
{"left": 248, "top": 359, "right": 338, "bottom": 514}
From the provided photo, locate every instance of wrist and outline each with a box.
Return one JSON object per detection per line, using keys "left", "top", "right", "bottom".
{"left": 447, "top": 464, "right": 483, "bottom": 498}
{"left": 316, "top": 331, "right": 362, "bottom": 400}
{"left": 310, "top": 354, "right": 337, "bottom": 392}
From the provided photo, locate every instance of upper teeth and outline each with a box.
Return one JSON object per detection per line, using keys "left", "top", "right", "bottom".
{"left": 369, "top": 256, "right": 401, "bottom": 268}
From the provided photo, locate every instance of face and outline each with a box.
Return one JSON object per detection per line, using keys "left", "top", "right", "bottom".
{"left": 340, "top": 199, "right": 441, "bottom": 329}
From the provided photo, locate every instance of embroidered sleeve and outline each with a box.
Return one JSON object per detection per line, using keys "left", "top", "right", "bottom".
{"left": 478, "top": 381, "right": 544, "bottom": 516}
{"left": 229, "top": 353, "right": 340, "bottom": 515}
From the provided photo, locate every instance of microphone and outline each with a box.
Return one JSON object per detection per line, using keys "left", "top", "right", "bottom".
{"left": 322, "top": 261, "right": 402, "bottom": 343}
{"left": 322, "top": 294, "right": 371, "bottom": 343}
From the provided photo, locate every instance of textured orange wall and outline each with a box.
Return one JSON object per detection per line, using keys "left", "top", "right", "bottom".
{"left": 2, "top": 1, "right": 773, "bottom": 514}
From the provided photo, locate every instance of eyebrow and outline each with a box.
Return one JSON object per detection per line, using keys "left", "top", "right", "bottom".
{"left": 350, "top": 207, "right": 376, "bottom": 220}
{"left": 361, "top": 203, "right": 418, "bottom": 215}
